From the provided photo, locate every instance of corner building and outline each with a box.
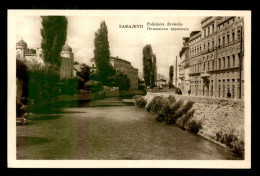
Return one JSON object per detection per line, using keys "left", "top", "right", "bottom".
{"left": 189, "top": 16, "right": 244, "bottom": 99}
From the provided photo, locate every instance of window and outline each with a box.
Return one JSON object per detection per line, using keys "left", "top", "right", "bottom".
{"left": 204, "top": 29, "right": 206, "bottom": 37}
{"left": 238, "top": 30, "right": 241, "bottom": 39}
{"left": 212, "top": 61, "right": 214, "bottom": 70}
{"left": 228, "top": 56, "right": 230, "bottom": 68}
{"left": 227, "top": 34, "right": 230, "bottom": 45}
{"left": 232, "top": 85, "right": 235, "bottom": 98}
{"left": 223, "top": 57, "right": 225, "bottom": 68}
{"left": 218, "top": 38, "right": 221, "bottom": 48}
{"left": 212, "top": 24, "right": 215, "bottom": 33}
{"left": 233, "top": 55, "right": 235, "bottom": 67}
{"left": 232, "top": 32, "right": 235, "bottom": 42}
{"left": 223, "top": 36, "right": 225, "bottom": 45}
{"left": 219, "top": 58, "right": 221, "bottom": 69}
{"left": 218, "top": 85, "right": 221, "bottom": 97}
{"left": 208, "top": 26, "right": 210, "bottom": 35}
{"left": 223, "top": 85, "right": 225, "bottom": 98}
{"left": 212, "top": 40, "right": 214, "bottom": 49}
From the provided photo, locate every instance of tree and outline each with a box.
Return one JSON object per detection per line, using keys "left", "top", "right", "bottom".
{"left": 78, "top": 64, "right": 91, "bottom": 89}
{"left": 94, "top": 21, "right": 115, "bottom": 85}
{"left": 40, "top": 16, "right": 68, "bottom": 67}
{"left": 16, "top": 58, "right": 28, "bottom": 97}
{"left": 28, "top": 48, "right": 36, "bottom": 54}
{"left": 142, "top": 44, "right": 153, "bottom": 87}
{"left": 169, "top": 65, "right": 174, "bottom": 88}
{"left": 107, "top": 70, "right": 131, "bottom": 90}
{"left": 151, "top": 54, "right": 157, "bottom": 87}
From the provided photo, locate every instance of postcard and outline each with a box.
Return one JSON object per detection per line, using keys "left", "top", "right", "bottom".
{"left": 8, "top": 10, "right": 251, "bottom": 168}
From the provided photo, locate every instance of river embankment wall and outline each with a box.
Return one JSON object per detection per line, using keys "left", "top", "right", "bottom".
{"left": 143, "top": 92, "right": 245, "bottom": 155}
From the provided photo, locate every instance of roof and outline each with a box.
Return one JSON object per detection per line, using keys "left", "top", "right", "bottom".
{"left": 16, "top": 40, "right": 27, "bottom": 47}
{"left": 63, "top": 44, "right": 72, "bottom": 52}
{"left": 190, "top": 31, "right": 200, "bottom": 37}
{"left": 91, "top": 56, "right": 131, "bottom": 64}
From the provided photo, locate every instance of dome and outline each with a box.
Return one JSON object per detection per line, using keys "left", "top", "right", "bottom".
{"left": 63, "top": 44, "right": 72, "bottom": 52}
{"left": 16, "top": 39, "right": 27, "bottom": 47}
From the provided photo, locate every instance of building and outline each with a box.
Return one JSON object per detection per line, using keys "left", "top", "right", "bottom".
{"left": 16, "top": 39, "right": 75, "bottom": 79}
{"left": 90, "top": 56, "right": 138, "bottom": 90}
{"left": 16, "top": 39, "right": 44, "bottom": 65}
{"left": 178, "top": 37, "right": 191, "bottom": 95}
{"left": 156, "top": 73, "right": 168, "bottom": 86}
{"left": 188, "top": 16, "right": 244, "bottom": 99}
{"left": 60, "top": 44, "right": 74, "bottom": 78}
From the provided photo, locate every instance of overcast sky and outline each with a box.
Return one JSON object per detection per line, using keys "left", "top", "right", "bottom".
{"left": 16, "top": 15, "right": 204, "bottom": 78}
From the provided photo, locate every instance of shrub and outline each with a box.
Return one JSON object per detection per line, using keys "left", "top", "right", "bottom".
{"left": 146, "top": 96, "right": 166, "bottom": 114}
{"left": 28, "top": 64, "right": 60, "bottom": 102}
{"left": 188, "top": 120, "right": 202, "bottom": 133}
{"left": 135, "top": 97, "right": 147, "bottom": 108}
{"left": 168, "top": 95, "right": 176, "bottom": 104}
{"left": 106, "top": 70, "right": 130, "bottom": 90}
{"left": 169, "top": 101, "right": 195, "bottom": 123}
{"left": 164, "top": 100, "right": 184, "bottom": 124}
{"left": 59, "top": 77, "right": 78, "bottom": 95}
{"left": 176, "top": 109, "right": 196, "bottom": 129}
{"left": 155, "top": 102, "right": 171, "bottom": 122}
{"left": 231, "top": 140, "right": 244, "bottom": 156}
{"left": 84, "top": 80, "right": 104, "bottom": 92}
{"left": 215, "top": 131, "right": 244, "bottom": 157}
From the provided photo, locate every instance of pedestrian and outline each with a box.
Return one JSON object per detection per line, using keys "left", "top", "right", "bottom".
{"left": 227, "top": 89, "right": 231, "bottom": 98}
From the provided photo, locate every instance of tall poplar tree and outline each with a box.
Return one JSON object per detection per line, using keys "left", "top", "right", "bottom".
{"left": 142, "top": 44, "right": 153, "bottom": 87}
{"left": 169, "top": 65, "right": 174, "bottom": 88}
{"left": 151, "top": 54, "right": 157, "bottom": 87}
{"left": 40, "top": 16, "right": 68, "bottom": 67}
{"left": 94, "top": 21, "right": 115, "bottom": 84}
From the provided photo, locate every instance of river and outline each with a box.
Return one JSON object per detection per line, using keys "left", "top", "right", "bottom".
{"left": 16, "top": 97, "right": 243, "bottom": 160}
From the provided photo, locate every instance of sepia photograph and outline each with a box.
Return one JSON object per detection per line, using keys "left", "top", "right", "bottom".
{"left": 8, "top": 10, "right": 251, "bottom": 168}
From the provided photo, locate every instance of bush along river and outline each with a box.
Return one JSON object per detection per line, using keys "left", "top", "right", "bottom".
{"left": 16, "top": 96, "right": 243, "bottom": 160}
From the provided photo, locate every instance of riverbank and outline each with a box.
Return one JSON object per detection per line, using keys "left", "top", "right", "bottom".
{"left": 133, "top": 92, "right": 244, "bottom": 158}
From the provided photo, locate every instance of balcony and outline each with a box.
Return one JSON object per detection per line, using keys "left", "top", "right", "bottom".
{"left": 179, "top": 71, "right": 185, "bottom": 80}
{"left": 201, "top": 71, "right": 210, "bottom": 78}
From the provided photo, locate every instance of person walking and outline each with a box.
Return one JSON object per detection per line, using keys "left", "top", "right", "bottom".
{"left": 227, "top": 89, "right": 231, "bottom": 98}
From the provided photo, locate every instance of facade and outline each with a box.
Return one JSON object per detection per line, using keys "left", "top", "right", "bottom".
{"left": 178, "top": 37, "right": 191, "bottom": 95}
{"left": 16, "top": 39, "right": 44, "bottom": 65}
{"left": 60, "top": 44, "right": 74, "bottom": 78}
{"left": 156, "top": 73, "right": 168, "bottom": 86}
{"left": 90, "top": 56, "right": 139, "bottom": 90}
{"left": 16, "top": 39, "right": 75, "bottom": 79}
{"left": 188, "top": 16, "right": 244, "bottom": 99}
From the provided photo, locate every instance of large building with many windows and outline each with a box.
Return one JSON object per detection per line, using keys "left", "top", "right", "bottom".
{"left": 188, "top": 16, "right": 244, "bottom": 99}
{"left": 90, "top": 56, "right": 138, "bottom": 90}
{"left": 178, "top": 37, "right": 191, "bottom": 95}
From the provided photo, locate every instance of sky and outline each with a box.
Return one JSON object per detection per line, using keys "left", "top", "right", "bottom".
{"left": 16, "top": 15, "right": 204, "bottom": 78}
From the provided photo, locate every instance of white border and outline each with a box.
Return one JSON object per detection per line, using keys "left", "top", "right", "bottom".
{"left": 8, "top": 10, "right": 251, "bottom": 168}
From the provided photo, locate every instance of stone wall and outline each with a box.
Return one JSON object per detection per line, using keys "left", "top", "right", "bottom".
{"left": 143, "top": 92, "right": 244, "bottom": 153}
